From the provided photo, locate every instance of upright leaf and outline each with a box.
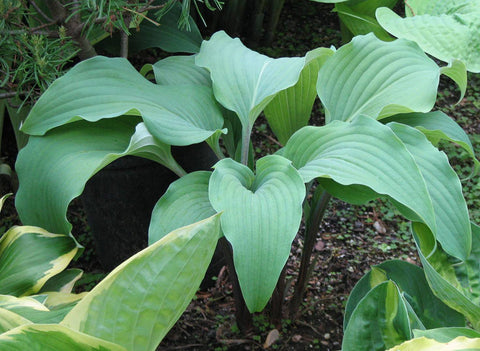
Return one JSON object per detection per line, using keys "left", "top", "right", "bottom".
{"left": 317, "top": 33, "right": 440, "bottom": 123}
{"left": 62, "top": 215, "right": 222, "bottom": 351}
{"left": 343, "top": 281, "right": 411, "bottom": 351}
{"left": 264, "top": 48, "right": 334, "bottom": 144}
{"left": 195, "top": 31, "right": 305, "bottom": 145}
{"left": 21, "top": 56, "right": 224, "bottom": 146}
{"left": 344, "top": 260, "right": 465, "bottom": 331}
{"left": 208, "top": 156, "right": 305, "bottom": 312}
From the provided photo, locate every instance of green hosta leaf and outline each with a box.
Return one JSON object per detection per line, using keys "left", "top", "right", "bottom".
{"left": 387, "top": 336, "right": 480, "bottom": 351}
{"left": 342, "top": 281, "right": 411, "bottom": 351}
{"left": 0, "top": 226, "right": 79, "bottom": 296}
{"left": 335, "top": 0, "right": 398, "bottom": 41}
{"left": 195, "top": 31, "right": 305, "bottom": 133}
{"left": 39, "top": 269, "right": 84, "bottom": 294}
{"left": 62, "top": 215, "right": 221, "bottom": 351}
{"left": 413, "top": 222, "right": 480, "bottom": 330}
{"left": 0, "top": 307, "right": 31, "bottom": 334}
{"left": 344, "top": 260, "right": 465, "bottom": 331}
{"left": 282, "top": 115, "right": 436, "bottom": 236}
{"left": 264, "top": 48, "right": 334, "bottom": 144}
{"left": 21, "top": 56, "right": 224, "bottom": 146}
{"left": 208, "top": 156, "right": 305, "bottom": 312}
{"left": 16, "top": 119, "right": 184, "bottom": 234}
{"left": 415, "top": 327, "right": 480, "bottom": 342}
{"left": 153, "top": 55, "right": 211, "bottom": 86}
{"left": 149, "top": 171, "right": 216, "bottom": 244}
{"left": 0, "top": 324, "right": 126, "bottom": 351}
{"left": 381, "top": 111, "right": 478, "bottom": 177}
{"left": 387, "top": 122, "right": 470, "bottom": 260}
{"left": 317, "top": 33, "right": 440, "bottom": 123}
{"left": 376, "top": 3, "right": 480, "bottom": 73}
{"left": 440, "top": 59, "right": 468, "bottom": 102}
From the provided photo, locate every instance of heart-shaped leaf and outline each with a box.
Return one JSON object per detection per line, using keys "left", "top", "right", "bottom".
{"left": 62, "top": 214, "right": 221, "bottom": 351}
{"left": 317, "top": 33, "right": 440, "bottom": 123}
{"left": 195, "top": 31, "right": 305, "bottom": 149}
{"left": 21, "top": 56, "right": 224, "bottom": 146}
{"left": 208, "top": 156, "right": 305, "bottom": 312}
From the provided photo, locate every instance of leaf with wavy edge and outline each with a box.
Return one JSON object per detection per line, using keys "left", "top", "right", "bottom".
{"left": 196, "top": 31, "right": 305, "bottom": 136}
{"left": 15, "top": 119, "right": 186, "bottom": 235}
{"left": 387, "top": 122, "right": 471, "bottom": 260}
{"left": 282, "top": 115, "right": 436, "bottom": 237}
{"left": 381, "top": 111, "right": 478, "bottom": 177}
{"left": 21, "top": 56, "right": 224, "bottom": 146}
{"left": 264, "top": 48, "right": 334, "bottom": 144}
{"left": 376, "top": 3, "right": 480, "bottom": 73}
{"left": 0, "top": 324, "right": 126, "bottom": 351}
{"left": 148, "top": 171, "right": 216, "bottom": 244}
{"left": 208, "top": 156, "right": 305, "bottom": 312}
{"left": 317, "top": 33, "right": 440, "bottom": 123}
{"left": 62, "top": 215, "right": 221, "bottom": 351}
{"left": 282, "top": 116, "right": 471, "bottom": 260}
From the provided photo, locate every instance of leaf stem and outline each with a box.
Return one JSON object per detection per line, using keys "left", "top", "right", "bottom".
{"left": 240, "top": 124, "right": 252, "bottom": 166}
{"left": 289, "top": 187, "right": 332, "bottom": 318}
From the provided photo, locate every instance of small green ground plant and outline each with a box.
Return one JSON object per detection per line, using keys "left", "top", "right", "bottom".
{"left": 11, "top": 0, "right": 480, "bottom": 348}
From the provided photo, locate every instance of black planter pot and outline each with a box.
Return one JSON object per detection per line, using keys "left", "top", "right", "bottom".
{"left": 81, "top": 142, "right": 224, "bottom": 287}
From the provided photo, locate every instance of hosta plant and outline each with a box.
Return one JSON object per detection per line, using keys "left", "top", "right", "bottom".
{"left": 14, "top": 28, "right": 478, "bottom": 335}
{"left": 0, "top": 193, "right": 222, "bottom": 350}
{"left": 343, "top": 223, "right": 480, "bottom": 350}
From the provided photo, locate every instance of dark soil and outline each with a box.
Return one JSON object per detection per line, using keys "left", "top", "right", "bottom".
{"left": 1, "top": 1, "right": 479, "bottom": 351}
